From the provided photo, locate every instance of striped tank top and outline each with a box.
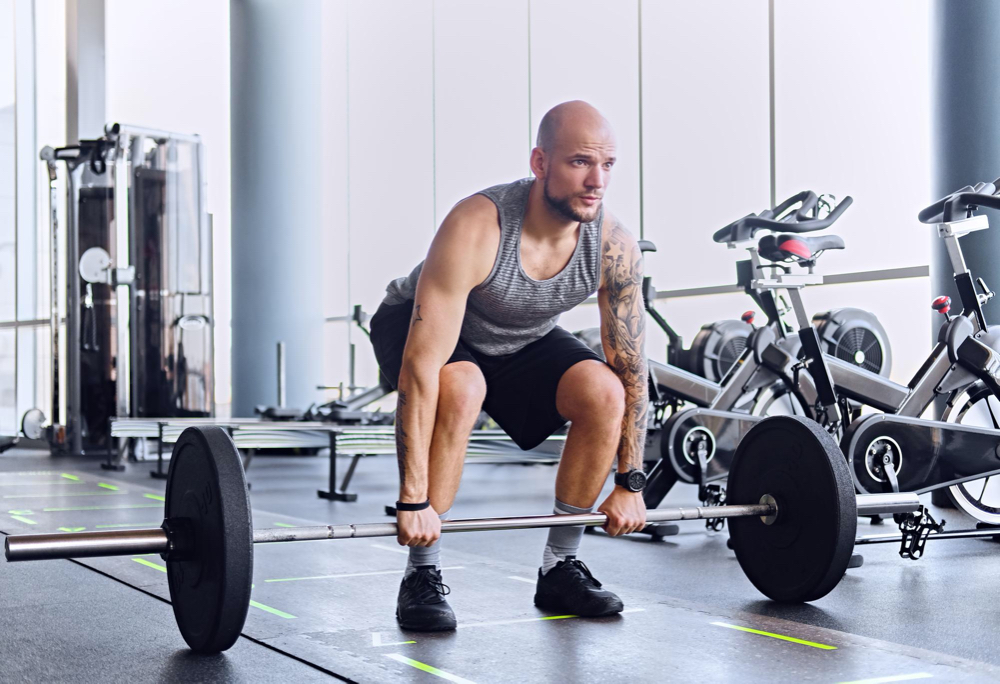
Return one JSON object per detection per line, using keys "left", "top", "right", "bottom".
{"left": 383, "top": 178, "right": 604, "bottom": 356}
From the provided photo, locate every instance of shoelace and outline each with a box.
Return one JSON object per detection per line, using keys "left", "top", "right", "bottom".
{"left": 561, "top": 557, "right": 602, "bottom": 588}
{"left": 405, "top": 568, "right": 452, "bottom": 602}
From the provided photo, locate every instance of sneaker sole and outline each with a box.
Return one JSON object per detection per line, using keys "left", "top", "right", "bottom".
{"left": 533, "top": 592, "right": 624, "bottom": 618}
{"left": 396, "top": 617, "right": 458, "bottom": 632}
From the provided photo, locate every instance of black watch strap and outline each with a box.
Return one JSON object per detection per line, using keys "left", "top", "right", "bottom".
{"left": 396, "top": 499, "right": 431, "bottom": 512}
{"left": 614, "top": 468, "right": 647, "bottom": 492}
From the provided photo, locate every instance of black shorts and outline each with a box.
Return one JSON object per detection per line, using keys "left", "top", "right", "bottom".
{"left": 369, "top": 300, "right": 603, "bottom": 450}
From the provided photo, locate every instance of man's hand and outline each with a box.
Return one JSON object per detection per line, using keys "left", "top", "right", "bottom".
{"left": 597, "top": 487, "right": 647, "bottom": 536}
{"left": 396, "top": 507, "right": 442, "bottom": 547}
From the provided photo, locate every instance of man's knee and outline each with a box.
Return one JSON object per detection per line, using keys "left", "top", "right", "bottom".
{"left": 557, "top": 360, "right": 625, "bottom": 424}
{"left": 438, "top": 361, "right": 487, "bottom": 420}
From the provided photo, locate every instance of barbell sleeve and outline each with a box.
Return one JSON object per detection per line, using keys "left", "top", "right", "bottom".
{"left": 5, "top": 528, "right": 170, "bottom": 562}
{"left": 855, "top": 492, "right": 921, "bottom": 517}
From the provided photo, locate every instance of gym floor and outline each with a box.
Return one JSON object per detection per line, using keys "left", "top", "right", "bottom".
{"left": 1, "top": 448, "right": 998, "bottom": 683}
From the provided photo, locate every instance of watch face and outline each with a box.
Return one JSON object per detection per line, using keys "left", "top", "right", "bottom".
{"left": 627, "top": 470, "right": 646, "bottom": 491}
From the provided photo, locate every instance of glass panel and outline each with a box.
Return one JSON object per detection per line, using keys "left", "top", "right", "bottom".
{"left": 16, "top": 325, "right": 50, "bottom": 423}
{"left": 0, "top": 328, "right": 14, "bottom": 433}
{"left": 0, "top": 0, "right": 14, "bottom": 324}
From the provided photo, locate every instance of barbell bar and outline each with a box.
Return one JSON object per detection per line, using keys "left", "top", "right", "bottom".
{"left": 5, "top": 495, "right": 920, "bottom": 563}
{"left": 1, "top": 416, "right": 923, "bottom": 654}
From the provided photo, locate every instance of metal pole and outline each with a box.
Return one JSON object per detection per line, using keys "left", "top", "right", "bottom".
{"left": 42, "top": 150, "right": 60, "bottom": 426}
{"left": 277, "top": 341, "right": 286, "bottom": 408}
{"left": 856, "top": 528, "right": 1000, "bottom": 545}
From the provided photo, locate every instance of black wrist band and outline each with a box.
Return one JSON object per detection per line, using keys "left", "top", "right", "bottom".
{"left": 395, "top": 499, "right": 431, "bottom": 512}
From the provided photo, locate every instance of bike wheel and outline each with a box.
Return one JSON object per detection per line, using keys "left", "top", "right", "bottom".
{"left": 943, "top": 383, "right": 1000, "bottom": 524}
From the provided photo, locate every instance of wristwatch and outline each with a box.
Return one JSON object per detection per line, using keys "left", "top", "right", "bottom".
{"left": 614, "top": 468, "right": 647, "bottom": 493}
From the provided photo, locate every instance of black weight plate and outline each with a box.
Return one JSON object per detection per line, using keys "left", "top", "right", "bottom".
{"left": 727, "top": 416, "right": 856, "bottom": 603}
{"left": 165, "top": 427, "right": 253, "bottom": 653}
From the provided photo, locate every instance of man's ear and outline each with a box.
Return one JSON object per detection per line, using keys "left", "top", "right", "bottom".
{"left": 529, "top": 147, "right": 546, "bottom": 179}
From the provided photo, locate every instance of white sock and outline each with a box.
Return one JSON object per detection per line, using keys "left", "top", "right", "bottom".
{"left": 541, "top": 499, "right": 592, "bottom": 575}
{"left": 405, "top": 508, "right": 450, "bottom": 576}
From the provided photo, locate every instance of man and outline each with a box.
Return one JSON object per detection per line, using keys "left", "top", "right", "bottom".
{"left": 369, "top": 100, "right": 648, "bottom": 632}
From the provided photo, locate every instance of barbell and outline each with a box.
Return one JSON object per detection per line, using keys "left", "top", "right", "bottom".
{"left": 4, "top": 416, "right": 921, "bottom": 654}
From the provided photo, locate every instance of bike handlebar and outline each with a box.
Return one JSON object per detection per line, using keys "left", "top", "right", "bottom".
{"left": 713, "top": 193, "right": 853, "bottom": 244}
{"left": 919, "top": 178, "right": 1000, "bottom": 224}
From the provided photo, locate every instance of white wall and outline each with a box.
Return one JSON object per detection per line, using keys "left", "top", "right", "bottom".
{"left": 104, "top": 0, "right": 232, "bottom": 404}
{"left": 313, "top": 0, "right": 935, "bottom": 391}
{"left": 773, "top": 0, "right": 932, "bottom": 381}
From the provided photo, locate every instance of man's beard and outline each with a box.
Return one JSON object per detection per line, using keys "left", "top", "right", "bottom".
{"left": 543, "top": 177, "right": 599, "bottom": 223}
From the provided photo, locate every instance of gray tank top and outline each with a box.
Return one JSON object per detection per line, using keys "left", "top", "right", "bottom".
{"left": 383, "top": 177, "right": 604, "bottom": 356}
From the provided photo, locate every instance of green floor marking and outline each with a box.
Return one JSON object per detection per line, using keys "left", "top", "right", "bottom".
{"left": 273, "top": 522, "right": 295, "bottom": 528}
{"left": 97, "top": 483, "right": 119, "bottom": 491}
{"left": 43, "top": 503, "right": 162, "bottom": 512}
{"left": 10, "top": 515, "right": 36, "bottom": 525}
{"left": 8, "top": 509, "right": 33, "bottom": 515}
{"left": 96, "top": 522, "right": 161, "bottom": 529}
{"left": 144, "top": 494, "right": 166, "bottom": 502}
{"left": 384, "top": 654, "right": 476, "bottom": 683}
{"left": 133, "top": 558, "right": 167, "bottom": 573}
{"left": 711, "top": 622, "right": 837, "bottom": 650}
{"left": 249, "top": 600, "right": 296, "bottom": 619}
{"left": 60, "top": 474, "right": 80, "bottom": 481}
{"left": 4, "top": 491, "right": 124, "bottom": 499}
{"left": 57, "top": 527, "right": 86, "bottom": 533}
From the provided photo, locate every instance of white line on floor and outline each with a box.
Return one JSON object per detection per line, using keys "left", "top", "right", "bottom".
{"left": 371, "top": 543, "right": 409, "bottom": 555}
{"left": 507, "top": 576, "right": 536, "bottom": 584}
{"left": 837, "top": 674, "right": 933, "bottom": 684}
{"left": 458, "top": 607, "right": 644, "bottom": 629}
{"left": 267, "top": 566, "right": 465, "bottom": 583}
{"left": 371, "top": 632, "right": 416, "bottom": 647}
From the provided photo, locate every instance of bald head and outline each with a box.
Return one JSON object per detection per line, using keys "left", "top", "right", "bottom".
{"left": 530, "top": 101, "right": 616, "bottom": 224}
{"left": 535, "top": 101, "right": 614, "bottom": 153}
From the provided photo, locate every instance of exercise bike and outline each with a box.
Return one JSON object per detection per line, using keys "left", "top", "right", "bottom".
{"left": 638, "top": 192, "right": 897, "bottom": 523}
{"left": 723, "top": 181, "right": 1000, "bottom": 537}
{"left": 829, "top": 180, "right": 1000, "bottom": 526}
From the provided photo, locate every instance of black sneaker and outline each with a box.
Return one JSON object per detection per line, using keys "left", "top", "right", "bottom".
{"left": 396, "top": 565, "right": 457, "bottom": 631}
{"left": 534, "top": 557, "right": 624, "bottom": 617}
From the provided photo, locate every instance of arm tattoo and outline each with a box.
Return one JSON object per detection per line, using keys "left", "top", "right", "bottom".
{"left": 395, "top": 390, "right": 409, "bottom": 482}
{"left": 601, "top": 222, "right": 648, "bottom": 471}
{"left": 411, "top": 304, "right": 424, "bottom": 327}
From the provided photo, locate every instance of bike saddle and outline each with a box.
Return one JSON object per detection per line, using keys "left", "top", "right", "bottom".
{"left": 757, "top": 233, "right": 845, "bottom": 263}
